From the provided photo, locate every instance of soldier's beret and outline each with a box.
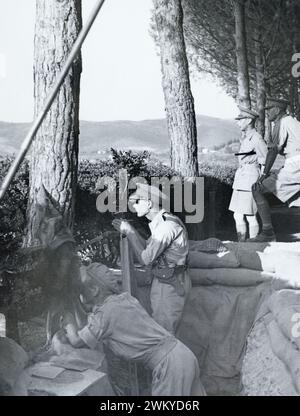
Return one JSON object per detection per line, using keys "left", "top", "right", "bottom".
{"left": 80, "top": 262, "right": 121, "bottom": 293}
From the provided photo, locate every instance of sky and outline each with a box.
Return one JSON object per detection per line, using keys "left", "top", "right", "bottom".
{"left": 0, "top": 0, "right": 238, "bottom": 122}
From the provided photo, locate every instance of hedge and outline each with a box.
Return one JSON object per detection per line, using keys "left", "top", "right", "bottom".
{"left": 0, "top": 151, "right": 236, "bottom": 262}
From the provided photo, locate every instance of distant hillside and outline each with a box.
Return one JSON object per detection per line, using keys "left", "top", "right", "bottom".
{"left": 0, "top": 115, "right": 239, "bottom": 162}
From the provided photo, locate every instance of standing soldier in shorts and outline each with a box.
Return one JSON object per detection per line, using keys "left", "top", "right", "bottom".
{"left": 229, "top": 108, "right": 268, "bottom": 241}
{"left": 250, "top": 97, "right": 300, "bottom": 242}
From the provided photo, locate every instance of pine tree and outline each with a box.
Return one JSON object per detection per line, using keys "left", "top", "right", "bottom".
{"left": 26, "top": 0, "right": 82, "bottom": 244}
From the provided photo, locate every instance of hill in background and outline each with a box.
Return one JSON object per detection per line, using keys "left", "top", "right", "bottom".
{"left": 0, "top": 115, "right": 239, "bottom": 163}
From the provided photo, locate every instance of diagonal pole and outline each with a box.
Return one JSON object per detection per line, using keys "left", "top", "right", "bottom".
{"left": 0, "top": 0, "right": 107, "bottom": 202}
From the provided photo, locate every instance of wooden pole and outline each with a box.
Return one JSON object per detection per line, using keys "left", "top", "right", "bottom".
{"left": 0, "top": 0, "right": 107, "bottom": 202}
{"left": 120, "top": 235, "right": 139, "bottom": 395}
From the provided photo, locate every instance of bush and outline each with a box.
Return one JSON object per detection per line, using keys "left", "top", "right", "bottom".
{"left": 199, "top": 159, "right": 236, "bottom": 187}
{"left": 0, "top": 156, "right": 29, "bottom": 256}
{"left": 75, "top": 151, "right": 179, "bottom": 264}
{"left": 0, "top": 150, "right": 238, "bottom": 263}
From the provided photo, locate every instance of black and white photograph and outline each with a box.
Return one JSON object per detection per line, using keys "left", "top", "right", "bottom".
{"left": 1, "top": 0, "right": 300, "bottom": 400}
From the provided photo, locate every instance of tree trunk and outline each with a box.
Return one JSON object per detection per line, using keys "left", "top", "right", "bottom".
{"left": 288, "top": 0, "right": 300, "bottom": 120}
{"left": 153, "top": 0, "right": 199, "bottom": 177}
{"left": 254, "top": 27, "right": 266, "bottom": 138}
{"left": 26, "top": 0, "right": 82, "bottom": 245}
{"left": 233, "top": 0, "right": 251, "bottom": 109}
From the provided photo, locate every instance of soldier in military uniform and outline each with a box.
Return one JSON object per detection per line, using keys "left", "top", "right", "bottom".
{"left": 229, "top": 108, "right": 268, "bottom": 241}
{"left": 250, "top": 97, "right": 300, "bottom": 242}
{"left": 112, "top": 183, "right": 191, "bottom": 335}
{"left": 62, "top": 263, "right": 206, "bottom": 396}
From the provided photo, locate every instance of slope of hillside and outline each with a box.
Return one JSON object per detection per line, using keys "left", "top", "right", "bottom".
{"left": 0, "top": 116, "right": 239, "bottom": 161}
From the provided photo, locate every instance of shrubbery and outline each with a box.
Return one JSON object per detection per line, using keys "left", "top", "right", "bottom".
{"left": 0, "top": 150, "right": 237, "bottom": 261}
{"left": 0, "top": 156, "right": 29, "bottom": 256}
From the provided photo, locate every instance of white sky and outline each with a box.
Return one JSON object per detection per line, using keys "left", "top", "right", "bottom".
{"left": 0, "top": 0, "right": 238, "bottom": 122}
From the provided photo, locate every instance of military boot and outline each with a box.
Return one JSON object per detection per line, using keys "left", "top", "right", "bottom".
{"left": 247, "top": 229, "right": 276, "bottom": 242}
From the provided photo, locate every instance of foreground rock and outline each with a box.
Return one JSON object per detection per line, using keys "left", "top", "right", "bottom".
{"left": 241, "top": 318, "right": 298, "bottom": 396}
{"left": 0, "top": 337, "right": 29, "bottom": 395}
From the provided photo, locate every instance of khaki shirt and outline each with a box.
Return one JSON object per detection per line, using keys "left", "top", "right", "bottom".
{"left": 140, "top": 210, "right": 189, "bottom": 267}
{"left": 78, "top": 292, "right": 176, "bottom": 365}
{"left": 232, "top": 129, "right": 267, "bottom": 191}
{"left": 269, "top": 115, "right": 300, "bottom": 158}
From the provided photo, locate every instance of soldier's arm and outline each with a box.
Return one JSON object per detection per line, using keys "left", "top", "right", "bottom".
{"left": 128, "top": 223, "right": 175, "bottom": 266}
{"left": 263, "top": 146, "right": 278, "bottom": 176}
{"left": 112, "top": 219, "right": 147, "bottom": 249}
{"left": 63, "top": 313, "right": 85, "bottom": 348}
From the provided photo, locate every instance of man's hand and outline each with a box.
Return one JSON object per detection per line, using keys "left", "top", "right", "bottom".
{"left": 112, "top": 219, "right": 135, "bottom": 236}
{"left": 253, "top": 172, "right": 269, "bottom": 191}
{"left": 258, "top": 172, "right": 269, "bottom": 184}
{"left": 61, "top": 312, "right": 76, "bottom": 327}
{"left": 60, "top": 312, "right": 84, "bottom": 348}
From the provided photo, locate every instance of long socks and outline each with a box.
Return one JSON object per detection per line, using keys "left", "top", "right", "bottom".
{"left": 246, "top": 215, "right": 259, "bottom": 239}
{"left": 252, "top": 189, "right": 273, "bottom": 232}
{"left": 233, "top": 213, "right": 247, "bottom": 241}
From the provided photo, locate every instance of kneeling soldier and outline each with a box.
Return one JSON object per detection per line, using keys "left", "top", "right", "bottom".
{"left": 62, "top": 263, "right": 206, "bottom": 396}
{"left": 112, "top": 183, "right": 191, "bottom": 335}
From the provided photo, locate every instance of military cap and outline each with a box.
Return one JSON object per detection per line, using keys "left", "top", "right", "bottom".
{"left": 265, "top": 97, "right": 289, "bottom": 110}
{"left": 129, "top": 183, "right": 168, "bottom": 206}
{"left": 80, "top": 262, "right": 121, "bottom": 293}
{"left": 235, "top": 107, "right": 259, "bottom": 120}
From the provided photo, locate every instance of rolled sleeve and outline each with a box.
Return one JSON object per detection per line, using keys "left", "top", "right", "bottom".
{"left": 78, "top": 311, "right": 105, "bottom": 350}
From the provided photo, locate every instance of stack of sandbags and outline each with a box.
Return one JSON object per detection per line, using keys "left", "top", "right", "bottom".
{"left": 188, "top": 239, "right": 275, "bottom": 287}
{"left": 188, "top": 240, "right": 300, "bottom": 288}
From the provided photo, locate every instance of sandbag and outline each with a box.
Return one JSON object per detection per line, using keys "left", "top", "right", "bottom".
{"left": 225, "top": 241, "right": 300, "bottom": 255}
{"left": 189, "top": 239, "right": 228, "bottom": 253}
{"left": 188, "top": 251, "right": 240, "bottom": 269}
{"left": 189, "top": 268, "right": 274, "bottom": 287}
